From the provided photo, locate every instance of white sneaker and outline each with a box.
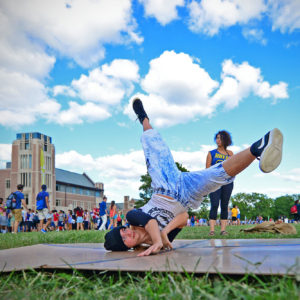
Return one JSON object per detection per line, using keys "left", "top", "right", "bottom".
{"left": 259, "top": 128, "right": 283, "bottom": 173}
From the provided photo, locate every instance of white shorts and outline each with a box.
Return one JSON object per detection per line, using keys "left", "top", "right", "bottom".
{"left": 37, "top": 208, "right": 52, "bottom": 220}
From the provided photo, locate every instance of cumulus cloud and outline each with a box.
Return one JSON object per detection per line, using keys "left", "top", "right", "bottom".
{"left": 124, "top": 51, "right": 288, "bottom": 127}
{"left": 0, "top": 0, "right": 142, "bottom": 68}
{"left": 187, "top": 0, "right": 267, "bottom": 36}
{"left": 52, "top": 59, "right": 139, "bottom": 125}
{"left": 212, "top": 59, "right": 288, "bottom": 109}
{"left": 139, "top": 0, "right": 184, "bottom": 25}
{"left": 268, "top": 0, "right": 300, "bottom": 33}
{"left": 242, "top": 28, "right": 267, "bottom": 45}
{"left": 0, "top": 1, "right": 142, "bottom": 128}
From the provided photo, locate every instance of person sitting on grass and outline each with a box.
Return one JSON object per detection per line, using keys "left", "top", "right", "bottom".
{"left": 104, "top": 98, "right": 283, "bottom": 256}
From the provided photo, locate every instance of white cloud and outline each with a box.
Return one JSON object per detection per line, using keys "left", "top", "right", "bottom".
{"left": 71, "top": 59, "right": 139, "bottom": 104}
{"left": 0, "top": 0, "right": 142, "bottom": 68}
{"left": 242, "top": 28, "right": 267, "bottom": 45}
{"left": 0, "top": 144, "right": 11, "bottom": 168}
{"left": 268, "top": 0, "right": 300, "bottom": 33}
{"left": 187, "top": 0, "right": 267, "bottom": 36}
{"left": 124, "top": 51, "right": 288, "bottom": 127}
{"left": 51, "top": 102, "right": 111, "bottom": 125}
{"left": 212, "top": 59, "right": 288, "bottom": 109}
{"left": 139, "top": 0, "right": 184, "bottom": 25}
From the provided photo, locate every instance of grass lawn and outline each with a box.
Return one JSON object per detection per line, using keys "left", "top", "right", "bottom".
{"left": 1, "top": 225, "right": 300, "bottom": 299}
{"left": 1, "top": 224, "right": 300, "bottom": 250}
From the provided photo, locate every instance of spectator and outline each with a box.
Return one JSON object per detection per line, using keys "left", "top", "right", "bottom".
{"left": 52, "top": 209, "right": 59, "bottom": 230}
{"left": 0, "top": 198, "right": 7, "bottom": 233}
{"left": 76, "top": 207, "right": 84, "bottom": 230}
{"left": 99, "top": 196, "right": 108, "bottom": 231}
{"left": 36, "top": 185, "right": 52, "bottom": 233}
{"left": 12, "top": 184, "right": 29, "bottom": 234}
{"left": 206, "top": 130, "right": 234, "bottom": 236}
{"left": 237, "top": 206, "right": 241, "bottom": 225}
{"left": 58, "top": 210, "right": 66, "bottom": 231}
{"left": 83, "top": 209, "right": 90, "bottom": 230}
{"left": 117, "top": 211, "right": 122, "bottom": 227}
{"left": 66, "top": 210, "right": 73, "bottom": 230}
{"left": 32, "top": 211, "right": 39, "bottom": 232}
{"left": 92, "top": 206, "right": 99, "bottom": 229}
{"left": 108, "top": 200, "right": 117, "bottom": 229}
{"left": 231, "top": 205, "right": 238, "bottom": 225}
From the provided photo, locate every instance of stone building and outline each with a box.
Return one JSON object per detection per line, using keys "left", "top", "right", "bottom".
{"left": 0, "top": 132, "right": 104, "bottom": 211}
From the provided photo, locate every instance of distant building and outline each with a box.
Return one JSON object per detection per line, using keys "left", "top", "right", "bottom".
{"left": 0, "top": 132, "right": 104, "bottom": 211}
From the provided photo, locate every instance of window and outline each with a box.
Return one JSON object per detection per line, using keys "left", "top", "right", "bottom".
{"left": 29, "top": 154, "right": 32, "bottom": 169}
{"left": 72, "top": 187, "right": 76, "bottom": 194}
{"left": 6, "top": 179, "right": 10, "bottom": 189}
{"left": 25, "top": 142, "right": 30, "bottom": 150}
{"left": 87, "top": 202, "right": 91, "bottom": 210}
{"left": 95, "top": 191, "right": 100, "bottom": 197}
{"left": 56, "top": 199, "right": 61, "bottom": 206}
{"left": 24, "top": 194, "right": 29, "bottom": 205}
{"left": 73, "top": 201, "right": 77, "bottom": 208}
{"left": 44, "top": 144, "right": 47, "bottom": 152}
{"left": 66, "top": 186, "right": 72, "bottom": 193}
{"left": 21, "top": 173, "right": 31, "bottom": 187}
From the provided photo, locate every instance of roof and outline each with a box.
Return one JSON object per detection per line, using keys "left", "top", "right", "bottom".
{"left": 55, "top": 168, "right": 95, "bottom": 188}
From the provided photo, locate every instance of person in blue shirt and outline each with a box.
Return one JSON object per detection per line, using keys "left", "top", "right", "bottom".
{"left": 36, "top": 184, "right": 52, "bottom": 233}
{"left": 99, "top": 196, "right": 108, "bottom": 231}
{"left": 206, "top": 130, "right": 234, "bottom": 236}
{"left": 12, "top": 184, "right": 29, "bottom": 233}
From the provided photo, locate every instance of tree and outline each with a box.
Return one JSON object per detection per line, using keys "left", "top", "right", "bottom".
{"left": 231, "top": 192, "right": 273, "bottom": 220}
{"left": 136, "top": 162, "right": 189, "bottom": 208}
{"left": 273, "top": 194, "right": 298, "bottom": 220}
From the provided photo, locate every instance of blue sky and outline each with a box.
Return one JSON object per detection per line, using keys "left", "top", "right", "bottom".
{"left": 0, "top": 0, "right": 299, "bottom": 203}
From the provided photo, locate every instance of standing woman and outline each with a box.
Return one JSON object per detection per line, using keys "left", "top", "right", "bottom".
{"left": 206, "top": 130, "right": 234, "bottom": 236}
{"left": 108, "top": 201, "right": 117, "bottom": 229}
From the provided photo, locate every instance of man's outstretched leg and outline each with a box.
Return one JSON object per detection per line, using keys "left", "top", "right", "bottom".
{"left": 133, "top": 98, "right": 152, "bottom": 131}
{"left": 223, "top": 128, "right": 283, "bottom": 176}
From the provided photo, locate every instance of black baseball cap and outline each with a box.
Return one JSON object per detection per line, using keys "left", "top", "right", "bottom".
{"left": 104, "top": 226, "right": 130, "bottom": 251}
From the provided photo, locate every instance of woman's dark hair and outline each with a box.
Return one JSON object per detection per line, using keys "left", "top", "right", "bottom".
{"left": 110, "top": 200, "right": 115, "bottom": 210}
{"left": 214, "top": 130, "right": 232, "bottom": 149}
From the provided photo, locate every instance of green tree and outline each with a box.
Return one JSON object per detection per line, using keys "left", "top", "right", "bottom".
{"left": 231, "top": 192, "right": 273, "bottom": 221}
{"left": 136, "top": 162, "right": 189, "bottom": 208}
{"left": 273, "top": 194, "right": 299, "bottom": 220}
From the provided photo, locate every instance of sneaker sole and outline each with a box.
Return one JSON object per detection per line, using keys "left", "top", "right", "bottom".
{"left": 259, "top": 128, "right": 283, "bottom": 173}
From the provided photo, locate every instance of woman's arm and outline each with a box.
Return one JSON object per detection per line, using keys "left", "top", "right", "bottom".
{"left": 161, "top": 212, "right": 189, "bottom": 249}
{"left": 206, "top": 152, "right": 212, "bottom": 168}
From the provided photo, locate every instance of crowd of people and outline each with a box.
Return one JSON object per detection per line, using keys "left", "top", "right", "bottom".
{"left": 0, "top": 184, "right": 126, "bottom": 234}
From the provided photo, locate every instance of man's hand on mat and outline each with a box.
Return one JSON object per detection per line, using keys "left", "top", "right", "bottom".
{"left": 161, "top": 231, "right": 173, "bottom": 250}
{"left": 137, "top": 242, "right": 163, "bottom": 256}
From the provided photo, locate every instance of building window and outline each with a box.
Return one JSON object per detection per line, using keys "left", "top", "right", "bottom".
{"left": 20, "top": 173, "right": 31, "bottom": 187}
{"left": 25, "top": 142, "right": 30, "bottom": 150}
{"left": 6, "top": 179, "right": 10, "bottom": 189}
{"left": 73, "top": 201, "right": 77, "bottom": 208}
{"left": 56, "top": 199, "right": 61, "bottom": 206}
{"left": 95, "top": 191, "right": 100, "bottom": 197}
{"left": 24, "top": 194, "right": 29, "bottom": 205}
{"left": 87, "top": 202, "right": 91, "bottom": 210}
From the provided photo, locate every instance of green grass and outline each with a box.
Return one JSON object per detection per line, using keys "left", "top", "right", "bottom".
{"left": 0, "top": 269, "right": 299, "bottom": 299}
{"left": 1, "top": 225, "right": 300, "bottom": 299}
{"left": 1, "top": 224, "right": 300, "bottom": 250}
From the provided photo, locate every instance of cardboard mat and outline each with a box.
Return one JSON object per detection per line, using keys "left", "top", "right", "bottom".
{"left": 1, "top": 239, "right": 300, "bottom": 275}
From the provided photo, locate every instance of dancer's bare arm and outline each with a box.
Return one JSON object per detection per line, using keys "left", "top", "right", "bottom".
{"left": 161, "top": 212, "right": 189, "bottom": 249}
{"left": 138, "top": 219, "right": 163, "bottom": 256}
